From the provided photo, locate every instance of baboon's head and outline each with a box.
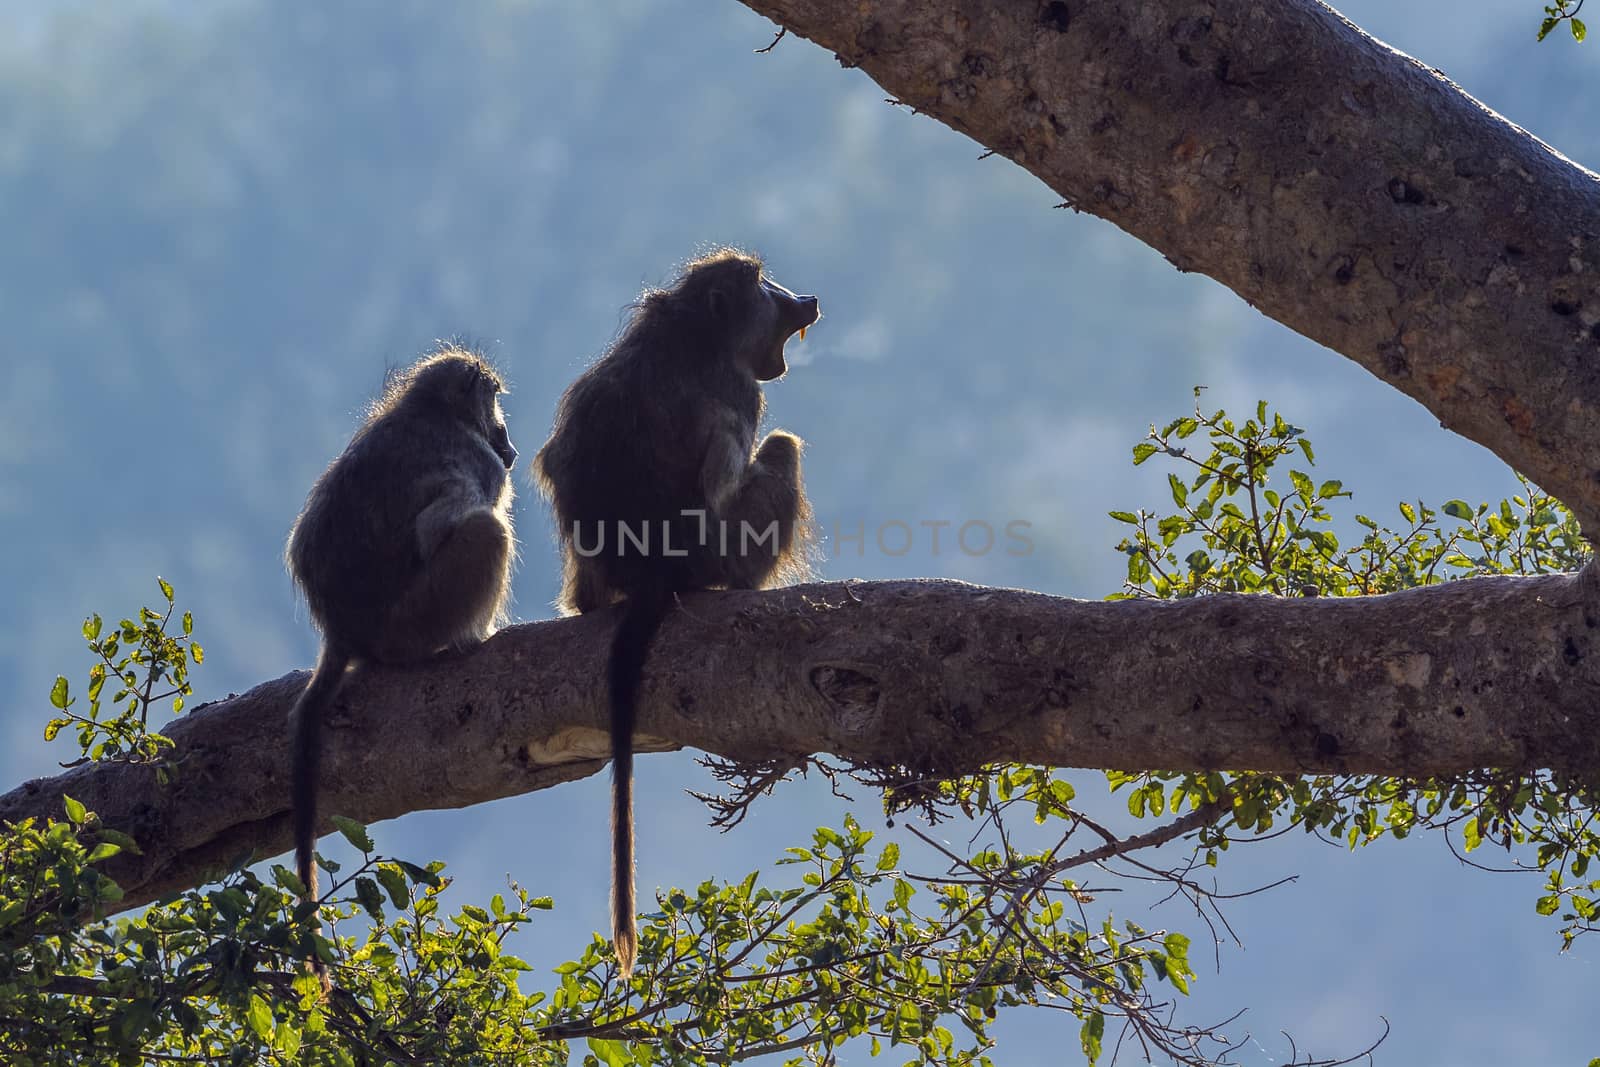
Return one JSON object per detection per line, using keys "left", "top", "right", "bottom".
{"left": 674, "top": 249, "right": 820, "bottom": 382}
{"left": 389, "top": 347, "right": 518, "bottom": 470}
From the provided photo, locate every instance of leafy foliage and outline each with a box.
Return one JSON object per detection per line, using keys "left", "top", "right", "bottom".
{"left": 44, "top": 577, "right": 203, "bottom": 771}
{"left": 0, "top": 801, "right": 552, "bottom": 1065}
{"left": 1111, "top": 392, "right": 1586, "bottom": 598}
{"left": 1538, "top": 0, "right": 1588, "bottom": 41}
{"left": 1108, "top": 390, "right": 1599, "bottom": 952}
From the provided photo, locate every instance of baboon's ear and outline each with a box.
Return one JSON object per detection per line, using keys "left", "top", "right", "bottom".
{"left": 447, "top": 364, "right": 479, "bottom": 407}
{"left": 707, "top": 286, "right": 730, "bottom": 320}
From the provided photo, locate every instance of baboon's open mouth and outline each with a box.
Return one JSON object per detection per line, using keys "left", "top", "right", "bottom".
{"left": 786, "top": 293, "right": 820, "bottom": 344}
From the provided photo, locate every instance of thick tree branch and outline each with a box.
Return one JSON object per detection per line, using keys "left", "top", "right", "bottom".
{"left": 5, "top": 577, "right": 1600, "bottom": 913}
{"left": 738, "top": 0, "right": 1600, "bottom": 528}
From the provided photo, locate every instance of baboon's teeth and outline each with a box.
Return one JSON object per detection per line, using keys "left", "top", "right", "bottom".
{"left": 798, "top": 326, "right": 808, "bottom": 342}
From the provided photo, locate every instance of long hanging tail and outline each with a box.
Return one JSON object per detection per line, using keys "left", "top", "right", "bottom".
{"left": 607, "top": 586, "right": 671, "bottom": 980}
{"left": 290, "top": 641, "right": 350, "bottom": 991}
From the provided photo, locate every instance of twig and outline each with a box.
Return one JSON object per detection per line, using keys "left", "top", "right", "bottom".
{"left": 754, "top": 26, "right": 787, "bottom": 53}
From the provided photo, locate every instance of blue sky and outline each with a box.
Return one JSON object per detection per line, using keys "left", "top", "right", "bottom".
{"left": 1, "top": 1, "right": 1595, "bottom": 1061}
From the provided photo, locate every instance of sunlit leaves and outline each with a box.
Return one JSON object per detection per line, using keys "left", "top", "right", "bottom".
{"left": 331, "top": 815, "right": 375, "bottom": 854}
{"left": 1538, "top": 0, "right": 1588, "bottom": 41}
{"left": 1079, "top": 1011, "right": 1104, "bottom": 1063}
{"left": 1108, "top": 394, "right": 1599, "bottom": 955}
{"left": 2, "top": 794, "right": 556, "bottom": 1066}
{"left": 42, "top": 577, "right": 202, "bottom": 769}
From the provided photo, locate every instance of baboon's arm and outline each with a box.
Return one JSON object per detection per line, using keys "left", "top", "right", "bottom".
{"left": 414, "top": 486, "right": 487, "bottom": 560}
{"left": 698, "top": 412, "right": 755, "bottom": 513}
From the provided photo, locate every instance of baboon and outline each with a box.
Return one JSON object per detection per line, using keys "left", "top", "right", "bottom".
{"left": 285, "top": 346, "right": 517, "bottom": 983}
{"left": 534, "top": 249, "right": 819, "bottom": 979}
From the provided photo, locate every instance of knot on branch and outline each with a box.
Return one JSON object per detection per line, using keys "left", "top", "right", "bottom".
{"left": 810, "top": 664, "right": 883, "bottom": 733}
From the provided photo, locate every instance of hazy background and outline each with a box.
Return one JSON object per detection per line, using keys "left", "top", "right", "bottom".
{"left": 1, "top": 1, "right": 1594, "bottom": 1061}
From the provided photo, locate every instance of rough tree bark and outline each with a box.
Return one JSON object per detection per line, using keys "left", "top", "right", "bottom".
{"left": 737, "top": 0, "right": 1600, "bottom": 530}
{"left": 5, "top": 576, "right": 1600, "bottom": 912}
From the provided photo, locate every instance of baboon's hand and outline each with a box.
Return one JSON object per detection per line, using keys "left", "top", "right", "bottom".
{"left": 756, "top": 430, "right": 804, "bottom": 476}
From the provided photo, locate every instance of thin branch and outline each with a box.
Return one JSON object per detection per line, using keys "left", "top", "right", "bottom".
{"left": 753, "top": 25, "right": 786, "bottom": 52}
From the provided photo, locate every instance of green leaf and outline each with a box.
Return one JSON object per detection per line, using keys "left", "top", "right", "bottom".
{"left": 245, "top": 994, "right": 273, "bottom": 1039}
{"left": 1535, "top": 894, "right": 1560, "bottom": 916}
{"left": 1168, "top": 472, "right": 1188, "bottom": 507}
{"left": 396, "top": 860, "right": 442, "bottom": 887}
{"left": 330, "top": 815, "right": 374, "bottom": 853}
{"left": 1442, "top": 499, "right": 1473, "bottom": 520}
{"left": 376, "top": 863, "right": 411, "bottom": 909}
{"left": 1462, "top": 816, "right": 1481, "bottom": 853}
{"left": 1080, "top": 1011, "right": 1105, "bottom": 1064}
{"left": 1539, "top": 15, "right": 1559, "bottom": 40}
{"left": 1132, "top": 442, "right": 1159, "bottom": 466}
{"left": 157, "top": 576, "right": 175, "bottom": 602}
{"left": 271, "top": 864, "right": 308, "bottom": 897}
{"left": 97, "top": 828, "right": 141, "bottom": 853}
{"left": 1572, "top": 16, "right": 1587, "bottom": 41}
{"left": 1164, "top": 932, "right": 1190, "bottom": 960}
{"left": 1052, "top": 778, "right": 1076, "bottom": 805}
{"left": 86, "top": 842, "right": 122, "bottom": 863}
{"left": 114, "top": 998, "right": 156, "bottom": 1042}
{"left": 355, "top": 876, "right": 386, "bottom": 920}
{"left": 63, "top": 795, "right": 87, "bottom": 824}
{"left": 588, "top": 1038, "right": 632, "bottom": 1067}
{"left": 275, "top": 1021, "right": 302, "bottom": 1059}
{"left": 877, "top": 842, "right": 900, "bottom": 871}
{"left": 1108, "top": 510, "right": 1139, "bottom": 524}
{"left": 1399, "top": 501, "right": 1417, "bottom": 524}
{"left": 50, "top": 676, "right": 70, "bottom": 710}
{"left": 210, "top": 886, "right": 250, "bottom": 920}
{"left": 83, "top": 615, "right": 103, "bottom": 641}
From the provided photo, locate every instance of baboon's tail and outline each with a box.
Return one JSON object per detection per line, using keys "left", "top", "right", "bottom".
{"left": 290, "top": 640, "right": 350, "bottom": 991}
{"left": 607, "top": 586, "right": 671, "bottom": 980}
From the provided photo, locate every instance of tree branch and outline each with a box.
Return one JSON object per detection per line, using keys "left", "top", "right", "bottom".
{"left": 5, "top": 575, "right": 1600, "bottom": 913}
{"left": 737, "top": 0, "right": 1600, "bottom": 528}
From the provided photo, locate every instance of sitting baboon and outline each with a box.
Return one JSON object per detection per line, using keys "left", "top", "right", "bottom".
{"left": 534, "top": 249, "right": 819, "bottom": 978}
{"left": 285, "top": 347, "right": 518, "bottom": 983}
